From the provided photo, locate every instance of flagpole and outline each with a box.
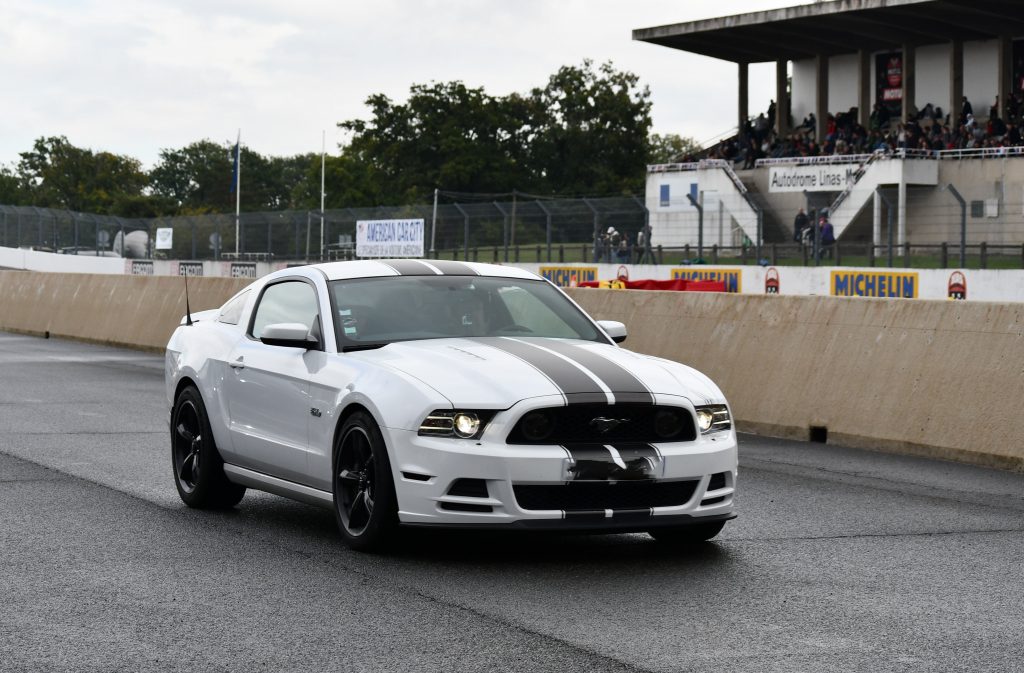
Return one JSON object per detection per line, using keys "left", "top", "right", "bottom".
{"left": 235, "top": 129, "right": 241, "bottom": 255}
{"left": 320, "top": 130, "right": 326, "bottom": 261}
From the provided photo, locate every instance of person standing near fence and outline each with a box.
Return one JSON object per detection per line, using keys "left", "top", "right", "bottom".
{"left": 818, "top": 215, "right": 835, "bottom": 260}
{"left": 793, "top": 208, "right": 809, "bottom": 244}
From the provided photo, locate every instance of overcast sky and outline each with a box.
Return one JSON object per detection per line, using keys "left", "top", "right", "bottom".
{"left": 1, "top": 0, "right": 808, "bottom": 169}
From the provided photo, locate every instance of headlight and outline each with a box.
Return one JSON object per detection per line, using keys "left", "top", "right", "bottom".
{"left": 418, "top": 410, "right": 494, "bottom": 439}
{"left": 695, "top": 404, "right": 731, "bottom": 434}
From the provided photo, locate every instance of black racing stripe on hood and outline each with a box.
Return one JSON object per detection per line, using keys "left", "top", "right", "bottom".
{"left": 469, "top": 337, "right": 606, "bottom": 404}
{"left": 428, "top": 260, "right": 478, "bottom": 275}
{"left": 529, "top": 340, "right": 655, "bottom": 405}
{"left": 381, "top": 260, "right": 438, "bottom": 275}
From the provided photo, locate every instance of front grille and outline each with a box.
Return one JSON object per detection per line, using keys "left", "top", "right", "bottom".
{"left": 506, "top": 404, "right": 697, "bottom": 445}
{"left": 514, "top": 480, "right": 698, "bottom": 512}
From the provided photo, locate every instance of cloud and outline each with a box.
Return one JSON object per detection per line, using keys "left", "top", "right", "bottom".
{"left": 0, "top": 0, "right": 801, "bottom": 169}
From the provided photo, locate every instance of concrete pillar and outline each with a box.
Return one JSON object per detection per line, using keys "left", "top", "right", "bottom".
{"left": 775, "top": 59, "right": 790, "bottom": 137}
{"left": 873, "top": 188, "right": 882, "bottom": 248}
{"left": 897, "top": 167, "right": 907, "bottom": 246}
{"left": 998, "top": 35, "right": 1012, "bottom": 119}
{"left": 858, "top": 49, "right": 871, "bottom": 129}
{"left": 950, "top": 40, "right": 963, "bottom": 124}
{"left": 816, "top": 54, "right": 829, "bottom": 142}
{"left": 738, "top": 62, "right": 749, "bottom": 136}
{"left": 902, "top": 44, "right": 916, "bottom": 122}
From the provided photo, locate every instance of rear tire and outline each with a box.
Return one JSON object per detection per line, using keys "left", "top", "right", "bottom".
{"left": 171, "top": 385, "right": 246, "bottom": 509}
{"left": 648, "top": 520, "right": 726, "bottom": 545}
{"left": 332, "top": 411, "right": 399, "bottom": 552}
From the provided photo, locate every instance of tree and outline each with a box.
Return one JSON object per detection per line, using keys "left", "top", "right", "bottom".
{"left": 149, "top": 140, "right": 235, "bottom": 214}
{"left": 648, "top": 133, "right": 702, "bottom": 164}
{"left": 0, "top": 166, "right": 22, "bottom": 204}
{"left": 528, "top": 60, "right": 653, "bottom": 195}
{"left": 340, "top": 81, "right": 535, "bottom": 204}
{"left": 16, "top": 136, "right": 148, "bottom": 214}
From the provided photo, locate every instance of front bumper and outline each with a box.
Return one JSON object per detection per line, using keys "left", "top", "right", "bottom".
{"left": 384, "top": 419, "right": 738, "bottom": 531}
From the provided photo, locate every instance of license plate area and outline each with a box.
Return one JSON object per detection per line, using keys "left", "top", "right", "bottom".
{"left": 561, "top": 443, "right": 665, "bottom": 482}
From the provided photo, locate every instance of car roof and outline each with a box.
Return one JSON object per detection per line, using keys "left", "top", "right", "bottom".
{"left": 290, "top": 259, "right": 542, "bottom": 282}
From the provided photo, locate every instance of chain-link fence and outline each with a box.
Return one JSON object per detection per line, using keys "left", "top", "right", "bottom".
{"left": 0, "top": 196, "right": 649, "bottom": 264}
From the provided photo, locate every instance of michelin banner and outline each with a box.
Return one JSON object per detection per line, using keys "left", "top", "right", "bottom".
{"left": 356, "top": 219, "right": 424, "bottom": 258}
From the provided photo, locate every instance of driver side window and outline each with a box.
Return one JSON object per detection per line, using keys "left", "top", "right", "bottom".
{"left": 250, "top": 281, "right": 320, "bottom": 341}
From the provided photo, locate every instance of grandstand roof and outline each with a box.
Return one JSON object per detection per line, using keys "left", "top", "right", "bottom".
{"left": 633, "top": 0, "right": 1024, "bottom": 63}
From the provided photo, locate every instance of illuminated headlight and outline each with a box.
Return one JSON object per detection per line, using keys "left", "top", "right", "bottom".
{"left": 418, "top": 410, "right": 493, "bottom": 439}
{"left": 695, "top": 404, "right": 731, "bottom": 434}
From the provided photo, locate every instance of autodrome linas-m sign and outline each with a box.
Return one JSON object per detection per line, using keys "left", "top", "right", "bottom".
{"left": 768, "top": 166, "right": 857, "bottom": 192}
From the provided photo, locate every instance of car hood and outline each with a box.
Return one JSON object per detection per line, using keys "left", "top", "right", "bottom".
{"left": 346, "top": 337, "right": 723, "bottom": 408}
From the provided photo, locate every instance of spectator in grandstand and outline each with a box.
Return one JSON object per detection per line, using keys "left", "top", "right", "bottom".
{"left": 604, "top": 226, "right": 620, "bottom": 263}
{"left": 793, "top": 208, "right": 809, "bottom": 244}
{"left": 961, "top": 96, "right": 973, "bottom": 123}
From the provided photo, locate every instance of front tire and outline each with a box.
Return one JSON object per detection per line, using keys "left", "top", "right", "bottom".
{"left": 332, "top": 411, "right": 399, "bottom": 552}
{"left": 648, "top": 520, "right": 726, "bottom": 545}
{"left": 171, "top": 385, "right": 246, "bottom": 509}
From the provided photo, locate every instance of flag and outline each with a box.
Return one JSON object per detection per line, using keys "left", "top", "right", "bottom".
{"left": 229, "top": 132, "right": 240, "bottom": 194}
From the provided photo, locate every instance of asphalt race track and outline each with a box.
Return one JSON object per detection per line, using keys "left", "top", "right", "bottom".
{"left": 1, "top": 331, "right": 1023, "bottom": 672}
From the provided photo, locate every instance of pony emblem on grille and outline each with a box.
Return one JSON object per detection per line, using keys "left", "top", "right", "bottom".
{"left": 589, "top": 417, "right": 629, "bottom": 434}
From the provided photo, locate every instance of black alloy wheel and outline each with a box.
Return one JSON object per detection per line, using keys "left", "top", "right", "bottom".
{"left": 336, "top": 426, "right": 376, "bottom": 536}
{"left": 332, "top": 411, "right": 398, "bottom": 551}
{"left": 173, "top": 399, "right": 203, "bottom": 494}
{"left": 170, "top": 386, "right": 246, "bottom": 509}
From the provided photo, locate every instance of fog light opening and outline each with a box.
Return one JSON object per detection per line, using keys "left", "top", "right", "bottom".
{"left": 809, "top": 426, "right": 828, "bottom": 444}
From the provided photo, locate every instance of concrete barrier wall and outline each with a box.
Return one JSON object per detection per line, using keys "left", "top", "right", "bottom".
{"left": 2, "top": 270, "right": 1020, "bottom": 470}
{"left": 0, "top": 271, "right": 248, "bottom": 352}
{"left": 567, "top": 288, "right": 1024, "bottom": 471}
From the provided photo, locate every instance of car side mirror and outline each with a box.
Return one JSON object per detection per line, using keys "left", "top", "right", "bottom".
{"left": 260, "top": 323, "right": 319, "bottom": 349}
{"left": 596, "top": 320, "right": 627, "bottom": 344}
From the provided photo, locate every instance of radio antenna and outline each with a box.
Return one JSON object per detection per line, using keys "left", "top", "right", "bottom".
{"left": 184, "top": 274, "right": 194, "bottom": 326}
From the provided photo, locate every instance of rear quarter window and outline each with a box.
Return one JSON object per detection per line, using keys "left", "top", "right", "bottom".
{"left": 218, "top": 290, "right": 250, "bottom": 325}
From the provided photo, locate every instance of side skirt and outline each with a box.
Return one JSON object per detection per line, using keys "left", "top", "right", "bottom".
{"left": 223, "top": 463, "right": 334, "bottom": 509}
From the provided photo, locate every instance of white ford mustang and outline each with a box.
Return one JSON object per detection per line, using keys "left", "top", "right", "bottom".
{"left": 165, "top": 260, "right": 737, "bottom": 550}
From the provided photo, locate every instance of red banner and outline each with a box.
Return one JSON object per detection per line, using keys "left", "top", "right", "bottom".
{"left": 578, "top": 278, "right": 727, "bottom": 292}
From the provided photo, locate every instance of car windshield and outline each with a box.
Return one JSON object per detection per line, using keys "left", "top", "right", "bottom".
{"left": 328, "top": 275, "right": 604, "bottom": 348}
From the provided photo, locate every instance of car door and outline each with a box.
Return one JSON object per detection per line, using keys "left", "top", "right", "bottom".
{"left": 223, "top": 278, "right": 322, "bottom": 485}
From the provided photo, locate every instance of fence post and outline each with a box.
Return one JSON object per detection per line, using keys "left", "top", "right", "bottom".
{"left": 536, "top": 245, "right": 541, "bottom": 262}
{"left": 559, "top": 245, "right": 564, "bottom": 263}
{"left": 740, "top": 243, "right": 747, "bottom": 265}
{"left": 868, "top": 243, "right": 875, "bottom": 267}
{"left": 657, "top": 245, "right": 663, "bottom": 265}
{"left": 515, "top": 245, "right": 520, "bottom": 262}
{"left": 940, "top": 242, "right": 948, "bottom": 268}
{"left": 801, "top": 242, "right": 809, "bottom": 266}
{"left": 581, "top": 244, "right": 587, "bottom": 262}
{"left": 980, "top": 241, "right": 988, "bottom": 269}
{"left": 493, "top": 201, "right": 510, "bottom": 262}
{"left": 712, "top": 244, "right": 718, "bottom": 264}
{"left": 684, "top": 244, "right": 690, "bottom": 260}
{"left": 452, "top": 203, "right": 470, "bottom": 262}
{"left": 770, "top": 243, "right": 777, "bottom": 265}
{"left": 1021, "top": 243, "right": 1024, "bottom": 269}
{"left": 493, "top": 246, "right": 499, "bottom": 262}
{"left": 536, "top": 200, "right": 553, "bottom": 263}
{"left": 902, "top": 241, "right": 910, "bottom": 267}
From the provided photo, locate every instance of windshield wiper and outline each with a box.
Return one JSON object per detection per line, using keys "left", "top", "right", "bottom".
{"left": 342, "top": 342, "right": 390, "bottom": 353}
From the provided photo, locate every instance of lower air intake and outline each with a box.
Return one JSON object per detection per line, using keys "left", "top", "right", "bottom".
{"left": 514, "top": 480, "right": 698, "bottom": 512}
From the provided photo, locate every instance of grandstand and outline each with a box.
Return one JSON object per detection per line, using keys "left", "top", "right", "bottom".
{"left": 635, "top": 0, "right": 1024, "bottom": 252}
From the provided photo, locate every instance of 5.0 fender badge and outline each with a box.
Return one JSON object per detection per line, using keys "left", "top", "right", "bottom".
{"left": 310, "top": 408, "right": 322, "bottom": 418}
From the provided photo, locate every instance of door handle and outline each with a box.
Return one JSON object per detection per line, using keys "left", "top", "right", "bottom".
{"left": 229, "top": 357, "right": 245, "bottom": 369}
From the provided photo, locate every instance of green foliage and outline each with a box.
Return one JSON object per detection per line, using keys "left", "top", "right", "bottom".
{"left": 648, "top": 133, "right": 701, "bottom": 164}
{"left": 0, "top": 61, "right": 678, "bottom": 217}
{"left": 16, "top": 136, "right": 148, "bottom": 214}
{"left": 337, "top": 60, "right": 653, "bottom": 202}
